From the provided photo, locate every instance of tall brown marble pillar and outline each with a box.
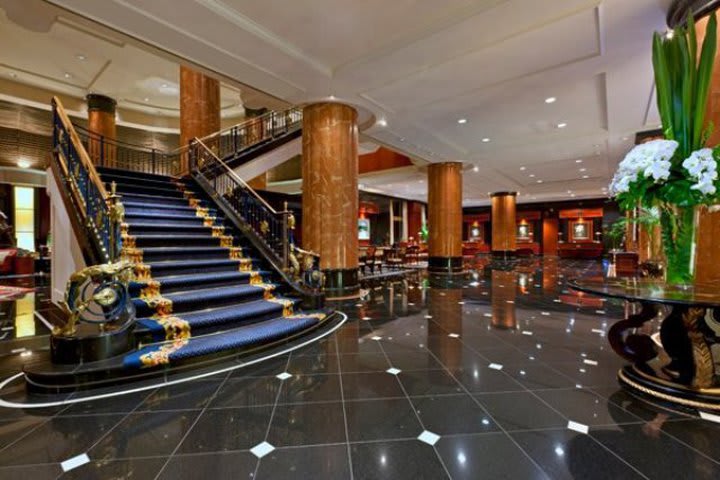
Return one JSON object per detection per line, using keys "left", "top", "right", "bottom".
{"left": 86, "top": 94, "right": 116, "bottom": 166}
{"left": 695, "top": 16, "right": 720, "bottom": 283}
{"left": 179, "top": 66, "right": 220, "bottom": 172}
{"left": 302, "top": 102, "right": 359, "bottom": 297}
{"left": 427, "top": 162, "right": 463, "bottom": 273}
{"left": 491, "top": 192, "right": 517, "bottom": 256}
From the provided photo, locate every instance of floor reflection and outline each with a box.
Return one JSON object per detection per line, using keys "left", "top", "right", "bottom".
{"left": 0, "top": 258, "right": 718, "bottom": 479}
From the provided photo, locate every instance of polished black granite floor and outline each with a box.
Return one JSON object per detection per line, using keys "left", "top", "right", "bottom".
{"left": 0, "top": 258, "right": 719, "bottom": 479}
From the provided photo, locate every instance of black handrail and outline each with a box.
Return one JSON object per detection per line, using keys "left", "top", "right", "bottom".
{"left": 191, "top": 138, "right": 291, "bottom": 267}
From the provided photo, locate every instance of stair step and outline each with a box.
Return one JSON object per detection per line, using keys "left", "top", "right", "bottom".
{"left": 123, "top": 315, "right": 322, "bottom": 369}
{"left": 132, "top": 234, "right": 223, "bottom": 248}
{"left": 101, "top": 172, "right": 187, "bottom": 189}
{"left": 125, "top": 213, "right": 209, "bottom": 226}
{"left": 129, "top": 270, "right": 270, "bottom": 295}
{"left": 142, "top": 258, "right": 248, "bottom": 277}
{"left": 132, "top": 284, "right": 275, "bottom": 316}
{"left": 121, "top": 192, "right": 197, "bottom": 207}
{"left": 114, "top": 182, "right": 186, "bottom": 199}
{"left": 137, "top": 246, "right": 236, "bottom": 262}
{"left": 135, "top": 298, "right": 300, "bottom": 341}
{"left": 127, "top": 223, "right": 215, "bottom": 236}
{"left": 96, "top": 167, "right": 179, "bottom": 184}
{"left": 123, "top": 201, "right": 214, "bottom": 216}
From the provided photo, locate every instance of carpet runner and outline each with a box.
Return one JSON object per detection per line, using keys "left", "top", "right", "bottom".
{"left": 96, "top": 167, "right": 327, "bottom": 369}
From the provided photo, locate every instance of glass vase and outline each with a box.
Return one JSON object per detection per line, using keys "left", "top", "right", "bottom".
{"left": 659, "top": 205, "right": 698, "bottom": 286}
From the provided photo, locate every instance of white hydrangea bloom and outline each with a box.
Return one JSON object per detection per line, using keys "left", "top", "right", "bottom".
{"left": 609, "top": 139, "right": 679, "bottom": 195}
{"left": 683, "top": 148, "right": 718, "bottom": 196}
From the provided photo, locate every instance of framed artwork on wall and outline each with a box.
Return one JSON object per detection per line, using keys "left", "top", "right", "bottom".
{"left": 516, "top": 223, "right": 532, "bottom": 241}
{"left": 570, "top": 220, "right": 590, "bottom": 241}
{"left": 358, "top": 218, "right": 370, "bottom": 240}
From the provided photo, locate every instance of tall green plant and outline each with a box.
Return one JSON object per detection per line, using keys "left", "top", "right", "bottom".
{"left": 653, "top": 12, "right": 717, "bottom": 159}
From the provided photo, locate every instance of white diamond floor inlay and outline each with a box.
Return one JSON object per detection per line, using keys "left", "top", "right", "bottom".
{"left": 417, "top": 430, "right": 440, "bottom": 446}
{"left": 250, "top": 441, "right": 275, "bottom": 458}
{"left": 567, "top": 421, "right": 589, "bottom": 434}
{"left": 61, "top": 453, "right": 90, "bottom": 472}
{"left": 276, "top": 372, "right": 292, "bottom": 380}
{"left": 386, "top": 367, "right": 402, "bottom": 375}
{"left": 448, "top": 333, "right": 460, "bottom": 338}
{"left": 488, "top": 363, "right": 503, "bottom": 370}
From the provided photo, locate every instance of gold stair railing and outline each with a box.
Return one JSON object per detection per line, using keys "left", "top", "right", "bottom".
{"left": 52, "top": 96, "right": 124, "bottom": 264}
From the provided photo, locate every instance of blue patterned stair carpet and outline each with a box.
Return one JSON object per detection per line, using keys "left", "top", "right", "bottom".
{"left": 96, "top": 167, "right": 327, "bottom": 369}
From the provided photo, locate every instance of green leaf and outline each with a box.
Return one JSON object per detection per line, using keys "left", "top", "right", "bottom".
{"left": 653, "top": 32, "right": 674, "bottom": 139}
{"left": 694, "top": 12, "right": 717, "bottom": 148}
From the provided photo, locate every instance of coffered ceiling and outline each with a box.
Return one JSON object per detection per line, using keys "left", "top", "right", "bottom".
{"left": 37, "top": 0, "right": 674, "bottom": 203}
{"left": 0, "top": 0, "right": 286, "bottom": 131}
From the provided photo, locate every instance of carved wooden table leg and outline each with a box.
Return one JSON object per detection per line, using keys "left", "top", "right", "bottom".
{"left": 608, "top": 302, "right": 660, "bottom": 363}
{"left": 683, "top": 307, "right": 714, "bottom": 389}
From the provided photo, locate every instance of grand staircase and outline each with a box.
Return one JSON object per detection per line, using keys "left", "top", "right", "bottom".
{"left": 23, "top": 98, "right": 338, "bottom": 393}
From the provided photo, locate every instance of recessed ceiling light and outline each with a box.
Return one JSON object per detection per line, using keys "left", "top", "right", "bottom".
{"left": 557, "top": 123, "right": 567, "bottom": 129}
{"left": 571, "top": 194, "right": 576, "bottom": 197}
{"left": 457, "top": 118, "right": 467, "bottom": 124}
{"left": 579, "top": 168, "right": 587, "bottom": 172}
{"left": 144, "top": 97, "right": 149, "bottom": 102}
{"left": 575, "top": 159, "right": 583, "bottom": 163}
{"left": 482, "top": 138, "right": 490, "bottom": 143}
{"left": 529, "top": 174, "right": 536, "bottom": 178}
{"left": 377, "top": 118, "right": 387, "bottom": 127}
{"left": 536, "top": 179, "right": 543, "bottom": 183}
{"left": 76, "top": 54, "right": 86, "bottom": 61}
{"left": 567, "top": 190, "right": 573, "bottom": 194}
{"left": 399, "top": 137, "right": 405, "bottom": 142}
{"left": 64, "top": 72, "right": 72, "bottom": 79}
{"left": 520, "top": 166, "right": 526, "bottom": 171}
{"left": 329, "top": 95, "right": 336, "bottom": 100}
{"left": 622, "top": 136, "right": 629, "bottom": 141}
{"left": 161, "top": 83, "right": 168, "bottom": 88}
{"left": 472, "top": 166, "right": 479, "bottom": 172}
{"left": 545, "top": 97, "right": 557, "bottom": 104}
{"left": 17, "top": 159, "right": 31, "bottom": 169}
{"left": 582, "top": 175, "right": 589, "bottom": 179}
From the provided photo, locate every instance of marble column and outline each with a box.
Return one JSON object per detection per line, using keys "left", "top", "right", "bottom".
{"left": 427, "top": 162, "right": 463, "bottom": 273}
{"left": 491, "top": 192, "right": 517, "bottom": 256}
{"left": 179, "top": 66, "right": 220, "bottom": 172}
{"left": 302, "top": 102, "right": 359, "bottom": 297}
{"left": 86, "top": 94, "right": 116, "bottom": 166}
{"left": 695, "top": 16, "right": 720, "bottom": 283}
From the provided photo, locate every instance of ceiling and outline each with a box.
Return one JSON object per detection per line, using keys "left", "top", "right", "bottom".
{"left": 35, "top": 0, "right": 674, "bottom": 203}
{"left": 0, "top": 0, "right": 286, "bottom": 131}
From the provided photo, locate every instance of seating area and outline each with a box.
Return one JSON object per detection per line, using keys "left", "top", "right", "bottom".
{"left": 359, "top": 243, "right": 428, "bottom": 275}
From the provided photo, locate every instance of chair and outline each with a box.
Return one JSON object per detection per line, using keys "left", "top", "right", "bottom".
{"left": 386, "top": 246, "right": 405, "bottom": 270}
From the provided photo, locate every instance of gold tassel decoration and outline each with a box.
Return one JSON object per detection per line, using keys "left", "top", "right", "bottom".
{"left": 155, "top": 315, "right": 191, "bottom": 340}
{"left": 140, "top": 280, "right": 161, "bottom": 299}
{"left": 229, "top": 247, "right": 244, "bottom": 259}
{"left": 139, "top": 339, "right": 188, "bottom": 367}
{"left": 220, "top": 235, "right": 234, "bottom": 248}
{"left": 212, "top": 225, "right": 225, "bottom": 237}
{"left": 238, "top": 258, "right": 253, "bottom": 271}
{"left": 121, "top": 247, "right": 143, "bottom": 263}
{"left": 133, "top": 263, "right": 152, "bottom": 281}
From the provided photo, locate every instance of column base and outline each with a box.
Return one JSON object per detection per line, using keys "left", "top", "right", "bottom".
{"left": 491, "top": 250, "right": 517, "bottom": 258}
{"left": 428, "top": 257, "right": 464, "bottom": 274}
{"left": 323, "top": 268, "right": 360, "bottom": 298}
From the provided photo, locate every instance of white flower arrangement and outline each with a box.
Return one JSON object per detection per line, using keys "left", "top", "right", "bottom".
{"left": 609, "top": 139, "right": 720, "bottom": 204}
{"left": 682, "top": 148, "right": 718, "bottom": 195}
{"left": 609, "top": 139, "right": 678, "bottom": 195}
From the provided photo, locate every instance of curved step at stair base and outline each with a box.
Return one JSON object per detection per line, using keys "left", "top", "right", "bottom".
{"left": 24, "top": 312, "right": 342, "bottom": 394}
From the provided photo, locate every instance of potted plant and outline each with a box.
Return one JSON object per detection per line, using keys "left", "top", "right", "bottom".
{"left": 609, "top": 13, "right": 719, "bottom": 285}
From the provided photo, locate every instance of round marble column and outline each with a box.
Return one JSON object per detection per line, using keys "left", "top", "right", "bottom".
{"left": 86, "top": 94, "right": 116, "bottom": 166}
{"left": 491, "top": 192, "right": 517, "bottom": 256}
{"left": 179, "top": 66, "right": 220, "bottom": 172}
{"left": 302, "top": 102, "right": 359, "bottom": 297}
{"left": 427, "top": 162, "right": 463, "bottom": 273}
